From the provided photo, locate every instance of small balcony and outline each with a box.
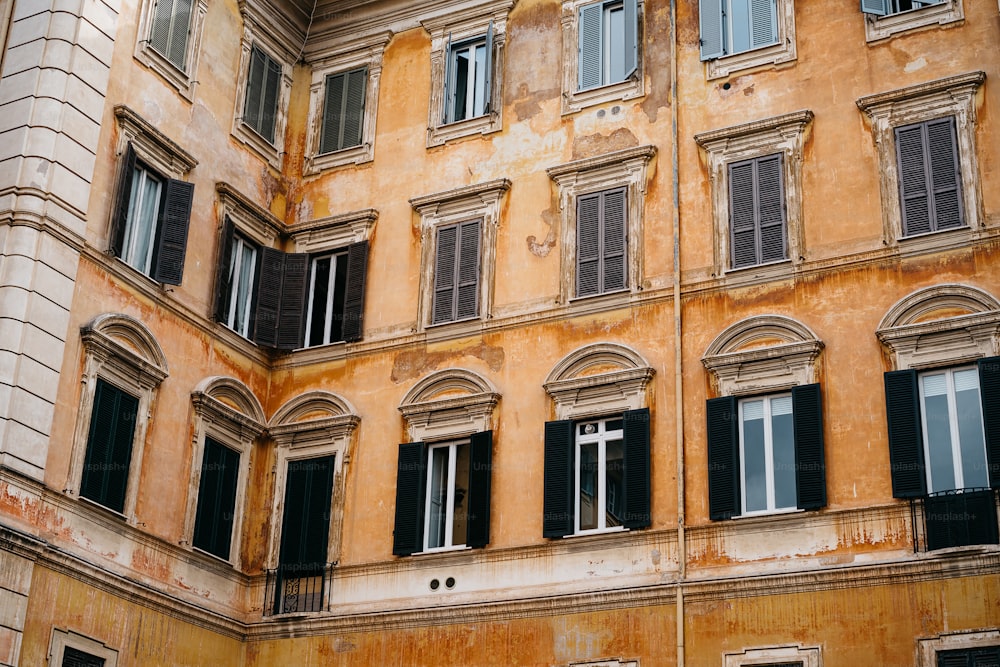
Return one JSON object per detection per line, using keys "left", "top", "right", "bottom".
{"left": 263, "top": 563, "right": 333, "bottom": 616}
{"left": 911, "top": 488, "right": 1000, "bottom": 552}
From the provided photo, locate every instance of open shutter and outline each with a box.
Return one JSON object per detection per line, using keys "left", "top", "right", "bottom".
{"left": 456, "top": 220, "right": 481, "bottom": 320}
{"left": 543, "top": 420, "right": 575, "bottom": 538}
{"left": 212, "top": 218, "right": 235, "bottom": 323}
{"left": 884, "top": 369, "right": 927, "bottom": 498}
{"left": 860, "top": 0, "right": 889, "bottom": 16}
{"left": 109, "top": 143, "right": 137, "bottom": 256}
{"left": 978, "top": 356, "right": 1000, "bottom": 489}
{"left": 442, "top": 33, "right": 454, "bottom": 123}
{"left": 483, "top": 22, "right": 494, "bottom": 113}
{"left": 341, "top": 241, "right": 368, "bottom": 342}
{"left": 699, "top": 0, "right": 724, "bottom": 60}
{"left": 622, "top": 408, "right": 651, "bottom": 529}
{"left": 467, "top": 430, "right": 493, "bottom": 548}
{"left": 729, "top": 159, "right": 758, "bottom": 269}
{"left": 253, "top": 247, "right": 283, "bottom": 347}
{"left": 193, "top": 437, "right": 240, "bottom": 560}
{"left": 756, "top": 154, "right": 787, "bottom": 264}
{"left": 320, "top": 72, "right": 346, "bottom": 154}
{"left": 748, "top": 0, "right": 778, "bottom": 48}
{"left": 793, "top": 383, "right": 826, "bottom": 510}
{"left": 433, "top": 224, "right": 457, "bottom": 323}
{"left": 623, "top": 0, "right": 638, "bottom": 79}
{"left": 578, "top": 2, "right": 603, "bottom": 89}
{"left": 277, "top": 252, "right": 307, "bottom": 350}
{"left": 151, "top": 178, "right": 193, "bottom": 285}
{"left": 926, "top": 116, "right": 963, "bottom": 231}
{"left": 577, "top": 193, "right": 601, "bottom": 297}
{"left": 279, "top": 455, "right": 334, "bottom": 573}
{"left": 896, "top": 123, "right": 931, "bottom": 237}
{"left": 393, "top": 442, "right": 427, "bottom": 556}
{"left": 707, "top": 396, "right": 740, "bottom": 520}
{"left": 602, "top": 188, "right": 627, "bottom": 293}
{"left": 343, "top": 68, "right": 367, "bottom": 149}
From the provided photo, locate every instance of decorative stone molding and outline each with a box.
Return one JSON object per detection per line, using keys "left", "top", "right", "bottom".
{"left": 917, "top": 629, "right": 1000, "bottom": 667}
{"left": 856, "top": 71, "right": 985, "bottom": 248}
{"left": 702, "top": 314, "right": 823, "bottom": 396}
{"left": 545, "top": 343, "right": 654, "bottom": 420}
{"left": 115, "top": 106, "right": 198, "bottom": 176}
{"left": 724, "top": 644, "right": 821, "bottom": 667}
{"left": 863, "top": 0, "right": 963, "bottom": 43}
{"left": 49, "top": 628, "right": 119, "bottom": 667}
{"left": 703, "top": 0, "right": 797, "bottom": 80}
{"left": 694, "top": 110, "right": 812, "bottom": 278}
{"left": 133, "top": 0, "right": 208, "bottom": 101}
{"left": 288, "top": 208, "right": 378, "bottom": 253}
{"left": 215, "top": 183, "right": 284, "bottom": 248}
{"left": 877, "top": 283, "right": 1000, "bottom": 371}
{"left": 399, "top": 369, "right": 501, "bottom": 441}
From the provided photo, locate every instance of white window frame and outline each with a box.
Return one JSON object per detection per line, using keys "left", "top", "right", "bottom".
{"left": 862, "top": 0, "right": 963, "bottom": 43}
{"left": 694, "top": 110, "right": 811, "bottom": 283}
{"left": 574, "top": 416, "right": 627, "bottom": 535}
{"left": 303, "top": 248, "right": 349, "bottom": 347}
{"left": 119, "top": 165, "right": 163, "bottom": 275}
{"left": 917, "top": 365, "right": 988, "bottom": 493}
{"left": 701, "top": 0, "right": 797, "bottom": 81}
{"left": 422, "top": 438, "right": 473, "bottom": 552}
{"left": 724, "top": 644, "right": 821, "bottom": 667}
{"left": 857, "top": 72, "right": 985, "bottom": 255}
{"left": 738, "top": 392, "right": 798, "bottom": 516}
{"left": 49, "top": 629, "right": 119, "bottom": 667}
{"left": 917, "top": 629, "right": 1000, "bottom": 667}
{"left": 560, "top": 0, "right": 644, "bottom": 114}
{"left": 223, "top": 233, "right": 258, "bottom": 338}
{"left": 133, "top": 0, "right": 207, "bottom": 100}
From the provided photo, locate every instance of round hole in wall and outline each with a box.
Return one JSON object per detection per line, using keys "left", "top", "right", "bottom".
{"left": 430, "top": 578, "right": 440, "bottom": 591}
{"left": 445, "top": 577, "right": 456, "bottom": 589}
{"left": 722, "top": 82, "right": 732, "bottom": 90}
{"left": 596, "top": 109, "right": 606, "bottom": 118}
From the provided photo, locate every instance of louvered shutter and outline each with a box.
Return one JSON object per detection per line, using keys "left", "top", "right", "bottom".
{"left": 253, "top": 247, "right": 283, "bottom": 347}
{"left": 577, "top": 193, "right": 601, "bottom": 297}
{"left": 456, "top": 220, "right": 481, "bottom": 320}
{"left": 320, "top": 72, "right": 346, "bottom": 154}
{"left": 277, "top": 253, "right": 307, "bottom": 350}
{"left": 433, "top": 224, "right": 458, "bottom": 323}
{"left": 749, "top": 0, "right": 778, "bottom": 48}
{"left": 151, "top": 178, "right": 193, "bottom": 285}
{"left": 467, "top": 431, "right": 493, "bottom": 548}
{"left": 392, "top": 442, "right": 427, "bottom": 556}
{"left": 149, "top": 0, "right": 174, "bottom": 59}
{"left": 192, "top": 437, "right": 240, "bottom": 560}
{"left": 926, "top": 116, "right": 963, "bottom": 231}
{"left": 81, "top": 379, "right": 138, "bottom": 513}
{"left": 860, "top": 0, "right": 889, "bottom": 15}
{"left": 883, "top": 369, "right": 927, "bottom": 498}
{"left": 341, "top": 241, "right": 368, "bottom": 342}
{"left": 62, "top": 647, "right": 106, "bottom": 667}
{"left": 543, "top": 420, "right": 575, "bottom": 538}
{"left": 699, "top": 0, "right": 724, "bottom": 60}
{"left": 442, "top": 33, "right": 454, "bottom": 123}
{"left": 260, "top": 55, "right": 281, "bottom": 143}
{"left": 757, "top": 154, "right": 787, "bottom": 263}
{"left": 244, "top": 47, "right": 266, "bottom": 130}
{"left": 212, "top": 218, "right": 236, "bottom": 323}
{"left": 602, "top": 188, "right": 627, "bottom": 293}
{"left": 622, "top": 408, "right": 651, "bottom": 529}
{"left": 167, "top": 0, "right": 193, "bottom": 68}
{"left": 483, "top": 22, "right": 494, "bottom": 113}
{"left": 343, "top": 68, "right": 367, "bottom": 149}
{"left": 896, "top": 123, "right": 931, "bottom": 236}
{"left": 707, "top": 396, "right": 740, "bottom": 520}
{"left": 978, "top": 356, "right": 1000, "bottom": 489}
{"left": 792, "top": 383, "right": 826, "bottom": 511}
{"left": 110, "top": 144, "right": 137, "bottom": 257}
{"left": 578, "top": 2, "right": 603, "bottom": 89}
{"left": 278, "top": 455, "right": 334, "bottom": 574}
{"left": 729, "top": 159, "right": 758, "bottom": 269}
{"left": 623, "top": 0, "right": 638, "bottom": 79}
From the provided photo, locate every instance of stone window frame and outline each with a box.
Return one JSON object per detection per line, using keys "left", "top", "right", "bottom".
{"left": 547, "top": 145, "right": 655, "bottom": 306}
{"left": 917, "top": 629, "right": 1000, "bottom": 667}
{"left": 410, "top": 179, "right": 510, "bottom": 333}
{"left": 67, "top": 314, "right": 168, "bottom": 524}
{"left": 182, "top": 377, "right": 266, "bottom": 568}
{"left": 544, "top": 342, "right": 654, "bottom": 421}
{"left": 723, "top": 644, "right": 822, "bottom": 667}
{"left": 231, "top": 2, "right": 298, "bottom": 170}
{"left": 49, "top": 628, "right": 119, "bottom": 667}
{"left": 133, "top": 0, "right": 208, "bottom": 100}
{"left": 702, "top": 0, "right": 797, "bottom": 81}
{"left": 303, "top": 32, "right": 391, "bottom": 175}
{"left": 694, "top": 110, "right": 812, "bottom": 281}
{"left": 856, "top": 71, "right": 985, "bottom": 254}
{"left": 862, "top": 0, "right": 964, "bottom": 43}
{"left": 422, "top": 0, "right": 513, "bottom": 147}
{"left": 559, "top": 0, "right": 645, "bottom": 114}
{"left": 399, "top": 368, "right": 501, "bottom": 444}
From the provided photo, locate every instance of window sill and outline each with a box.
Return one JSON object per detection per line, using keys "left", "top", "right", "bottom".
{"left": 565, "top": 526, "right": 628, "bottom": 538}
{"left": 731, "top": 507, "right": 804, "bottom": 520}
{"left": 77, "top": 494, "right": 130, "bottom": 523}
{"left": 717, "top": 258, "right": 794, "bottom": 287}
{"left": 864, "top": 0, "right": 963, "bottom": 43}
{"left": 424, "top": 317, "right": 485, "bottom": 340}
{"left": 413, "top": 545, "right": 473, "bottom": 556}
{"left": 191, "top": 545, "right": 234, "bottom": 567}
{"left": 705, "top": 39, "right": 796, "bottom": 81}
{"left": 562, "top": 76, "right": 644, "bottom": 115}
{"left": 427, "top": 112, "right": 501, "bottom": 148}
{"left": 231, "top": 122, "right": 282, "bottom": 171}
{"left": 896, "top": 225, "right": 974, "bottom": 258}
{"left": 303, "top": 142, "right": 374, "bottom": 176}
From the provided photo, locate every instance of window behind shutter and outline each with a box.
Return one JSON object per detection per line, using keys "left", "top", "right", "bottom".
{"left": 151, "top": 178, "right": 194, "bottom": 285}
{"left": 577, "top": 193, "right": 601, "bottom": 297}
{"left": 926, "top": 116, "right": 963, "bottom": 231}
{"left": 192, "top": 437, "right": 240, "bottom": 560}
{"left": 81, "top": 379, "right": 138, "bottom": 513}
{"left": 392, "top": 442, "right": 427, "bottom": 556}
{"left": 602, "top": 187, "right": 627, "bottom": 293}
{"left": 707, "top": 396, "right": 740, "bottom": 520}
{"left": 729, "top": 159, "right": 758, "bottom": 269}
{"left": 623, "top": 0, "right": 638, "bottom": 78}
{"left": 433, "top": 224, "right": 458, "bottom": 324}
{"left": 456, "top": 220, "right": 481, "bottom": 320}
{"left": 792, "top": 383, "right": 826, "bottom": 510}
{"left": 279, "top": 455, "right": 334, "bottom": 572}
{"left": 749, "top": 0, "right": 778, "bottom": 48}
{"left": 62, "top": 647, "right": 106, "bottom": 667}
{"left": 543, "top": 420, "right": 575, "bottom": 538}
{"left": 860, "top": 0, "right": 889, "bottom": 15}
{"left": 978, "top": 356, "right": 1000, "bottom": 489}
{"left": 253, "top": 247, "right": 283, "bottom": 347}
{"left": 756, "top": 154, "right": 787, "bottom": 263}
{"left": 341, "top": 241, "right": 369, "bottom": 342}
{"left": 212, "top": 218, "right": 236, "bottom": 323}
{"left": 277, "top": 252, "right": 307, "bottom": 350}
{"left": 482, "top": 21, "right": 494, "bottom": 113}
{"left": 896, "top": 123, "right": 931, "bottom": 236}
{"left": 109, "top": 143, "right": 137, "bottom": 257}
{"left": 578, "top": 2, "right": 603, "bottom": 89}
{"left": 467, "top": 430, "right": 493, "bottom": 548}
{"left": 883, "top": 369, "right": 927, "bottom": 498}
{"left": 699, "top": 0, "right": 724, "bottom": 60}
{"left": 622, "top": 408, "right": 651, "bottom": 529}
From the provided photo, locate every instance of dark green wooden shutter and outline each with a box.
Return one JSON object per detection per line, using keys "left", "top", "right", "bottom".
{"left": 937, "top": 646, "right": 1000, "bottom": 667}
{"left": 212, "top": 218, "right": 236, "bottom": 323}
{"left": 884, "top": 369, "right": 927, "bottom": 498}
{"left": 793, "top": 383, "right": 826, "bottom": 511}
{"left": 978, "top": 356, "right": 1000, "bottom": 489}
{"left": 253, "top": 247, "right": 283, "bottom": 347}
{"left": 278, "top": 455, "right": 334, "bottom": 573}
{"left": 543, "top": 420, "right": 575, "bottom": 538}
{"left": 62, "top": 646, "right": 106, "bottom": 667}
{"left": 455, "top": 220, "right": 481, "bottom": 320}
{"left": 342, "top": 68, "right": 366, "bottom": 149}
{"left": 577, "top": 193, "right": 601, "bottom": 297}
{"left": 467, "top": 431, "right": 493, "bottom": 548}
{"left": 602, "top": 187, "right": 627, "bottom": 293}
{"left": 707, "top": 396, "right": 740, "bottom": 520}
{"left": 81, "top": 379, "right": 138, "bottom": 513}
{"left": 433, "top": 224, "right": 458, "bottom": 324}
{"left": 860, "top": 0, "right": 888, "bottom": 15}
{"left": 623, "top": 0, "right": 638, "bottom": 79}
{"left": 622, "top": 408, "right": 651, "bottom": 529}
{"left": 749, "top": 0, "right": 778, "bottom": 48}
{"left": 109, "top": 143, "right": 137, "bottom": 257}
{"left": 192, "top": 437, "right": 240, "bottom": 560}
{"left": 151, "top": 178, "right": 193, "bottom": 285}
{"left": 393, "top": 442, "right": 427, "bottom": 556}
{"left": 699, "top": 0, "right": 724, "bottom": 60}
{"left": 578, "top": 2, "right": 603, "bottom": 89}
{"left": 341, "top": 241, "right": 368, "bottom": 342}
{"left": 277, "top": 252, "right": 307, "bottom": 350}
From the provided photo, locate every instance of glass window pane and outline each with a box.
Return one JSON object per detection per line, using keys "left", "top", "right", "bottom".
{"left": 452, "top": 48, "right": 470, "bottom": 122}
{"left": 427, "top": 447, "right": 449, "bottom": 548}
{"left": 954, "top": 369, "right": 987, "bottom": 489}
{"left": 452, "top": 442, "right": 470, "bottom": 546}
{"left": 742, "top": 400, "right": 767, "bottom": 513}
{"left": 123, "top": 168, "right": 160, "bottom": 274}
{"left": 922, "top": 373, "right": 956, "bottom": 492}
{"left": 308, "top": 256, "right": 331, "bottom": 346}
{"left": 771, "top": 397, "right": 796, "bottom": 509}
{"left": 605, "top": 438, "right": 624, "bottom": 526}
{"left": 234, "top": 241, "right": 256, "bottom": 336}
{"left": 579, "top": 441, "right": 599, "bottom": 530}
{"left": 607, "top": 4, "right": 625, "bottom": 83}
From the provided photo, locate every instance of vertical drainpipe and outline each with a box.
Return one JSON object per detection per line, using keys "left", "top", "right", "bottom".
{"left": 669, "top": 0, "right": 686, "bottom": 665}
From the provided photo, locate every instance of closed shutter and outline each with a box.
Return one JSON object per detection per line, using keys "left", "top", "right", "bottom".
{"left": 978, "top": 356, "right": 1000, "bottom": 489}
{"left": 792, "top": 383, "right": 826, "bottom": 510}
{"left": 730, "top": 154, "right": 786, "bottom": 268}
{"left": 149, "top": 0, "right": 174, "bottom": 58}
{"left": 343, "top": 68, "right": 367, "bottom": 149}
{"left": 277, "top": 253, "right": 307, "bottom": 350}
{"left": 467, "top": 431, "right": 493, "bottom": 548}
{"left": 253, "top": 247, "right": 284, "bottom": 347}
{"left": 80, "top": 379, "right": 138, "bottom": 513}
{"left": 860, "top": 0, "right": 889, "bottom": 15}
{"left": 166, "top": 0, "right": 193, "bottom": 68}
{"left": 260, "top": 54, "right": 281, "bottom": 144}
{"left": 278, "top": 455, "right": 334, "bottom": 573}
{"left": 341, "top": 241, "right": 369, "bottom": 342}
{"left": 543, "top": 420, "right": 575, "bottom": 538}
{"left": 151, "top": 178, "right": 194, "bottom": 285}
{"left": 729, "top": 159, "right": 758, "bottom": 269}
{"left": 483, "top": 21, "right": 494, "bottom": 113}
{"left": 433, "top": 224, "right": 458, "bottom": 324}
{"left": 392, "top": 442, "right": 427, "bottom": 556}
{"left": 622, "top": 408, "right": 651, "bottom": 529}
{"left": 109, "top": 143, "right": 137, "bottom": 257}
{"left": 578, "top": 2, "right": 603, "bottom": 89}
{"left": 320, "top": 72, "right": 347, "bottom": 154}
{"left": 896, "top": 123, "right": 931, "bottom": 236}
{"left": 926, "top": 117, "right": 963, "bottom": 231}
{"left": 699, "top": 0, "right": 724, "bottom": 60}
{"left": 757, "top": 154, "right": 786, "bottom": 263}
{"left": 62, "top": 647, "right": 106, "bottom": 667}
{"left": 707, "top": 396, "right": 740, "bottom": 520}
{"left": 192, "top": 437, "right": 240, "bottom": 560}
{"left": 456, "top": 220, "right": 481, "bottom": 320}
{"left": 623, "top": 0, "right": 638, "bottom": 78}
{"left": 883, "top": 369, "right": 927, "bottom": 498}
{"left": 212, "top": 218, "right": 236, "bottom": 323}
{"left": 244, "top": 46, "right": 266, "bottom": 131}
{"left": 577, "top": 193, "right": 601, "bottom": 297}
{"left": 748, "top": 0, "right": 778, "bottom": 48}
{"left": 602, "top": 188, "right": 627, "bottom": 293}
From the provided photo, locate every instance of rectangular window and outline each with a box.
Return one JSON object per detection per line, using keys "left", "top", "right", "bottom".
{"left": 224, "top": 233, "right": 259, "bottom": 339}
{"left": 919, "top": 367, "right": 988, "bottom": 493}
{"left": 444, "top": 34, "right": 490, "bottom": 124}
{"left": 192, "top": 436, "right": 240, "bottom": 560}
{"left": 862, "top": 0, "right": 943, "bottom": 16}
{"left": 148, "top": 0, "right": 192, "bottom": 70}
{"left": 739, "top": 394, "right": 796, "bottom": 514}
{"left": 319, "top": 67, "right": 367, "bottom": 154}
{"left": 80, "top": 379, "right": 139, "bottom": 513}
{"left": 576, "top": 187, "right": 627, "bottom": 297}
{"left": 729, "top": 153, "right": 787, "bottom": 269}
{"left": 243, "top": 45, "right": 282, "bottom": 144}
{"left": 896, "top": 116, "right": 964, "bottom": 237}
{"left": 62, "top": 647, "right": 106, "bottom": 667}
{"left": 424, "top": 440, "right": 472, "bottom": 550}
{"left": 699, "top": 0, "right": 778, "bottom": 60}
{"left": 937, "top": 646, "right": 1000, "bottom": 667}
{"left": 305, "top": 249, "right": 349, "bottom": 347}
{"left": 432, "top": 220, "right": 481, "bottom": 324}
{"left": 578, "top": 0, "right": 637, "bottom": 90}
{"left": 575, "top": 417, "right": 625, "bottom": 532}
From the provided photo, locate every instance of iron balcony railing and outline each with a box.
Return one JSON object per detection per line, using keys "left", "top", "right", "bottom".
{"left": 910, "top": 487, "right": 1000, "bottom": 552}
{"left": 263, "top": 562, "right": 333, "bottom": 616}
